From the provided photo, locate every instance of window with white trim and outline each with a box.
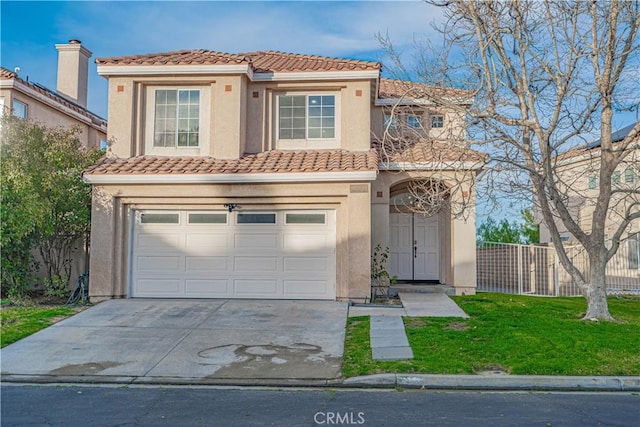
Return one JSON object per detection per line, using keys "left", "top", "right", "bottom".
{"left": 276, "top": 93, "right": 339, "bottom": 149}
{"left": 154, "top": 89, "right": 199, "bottom": 147}
{"left": 625, "top": 168, "right": 635, "bottom": 183}
{"left": 430, "top": 115, "right": 444, "bottom": 128}
{"left": 12, "top": 99, "right": 27, "bottom": 119}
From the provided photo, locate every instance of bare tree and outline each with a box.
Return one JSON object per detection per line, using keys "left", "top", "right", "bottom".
{"left": 379, "top": 0, "right": 640, "bottom": 320}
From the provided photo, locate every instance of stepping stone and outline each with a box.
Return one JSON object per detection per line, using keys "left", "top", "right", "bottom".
{"left": 370, "top": 315, "right": 413, "bottom": 361}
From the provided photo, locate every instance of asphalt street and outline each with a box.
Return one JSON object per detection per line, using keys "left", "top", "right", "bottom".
{"left": 1, "top": 384, "right": 638, "bottom": 426}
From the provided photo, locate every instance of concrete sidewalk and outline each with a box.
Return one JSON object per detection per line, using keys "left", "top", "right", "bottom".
{"left": 348, "top": 293, "right": 469, "bottom": 318}
{"left": 370, "top": 316, "right": 413, "bottom": 361}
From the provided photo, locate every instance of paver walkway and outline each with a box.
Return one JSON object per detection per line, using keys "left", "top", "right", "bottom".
{"left": 355, "top": 293, "right": 469, "bottom": 361}
{"left": 370, "top": 316, "right": 413, "bottom": 361}
{"left": 399, "top": 293, "right": 469, "bottom": 318}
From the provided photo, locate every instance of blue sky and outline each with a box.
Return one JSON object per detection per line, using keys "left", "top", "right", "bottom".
{"left": 1, "top": 1, "right": 443, "bottom": 118}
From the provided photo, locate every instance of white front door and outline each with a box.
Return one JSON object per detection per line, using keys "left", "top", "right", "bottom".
{"left": 389, "top": 213, "right": 440, "bottom": 281}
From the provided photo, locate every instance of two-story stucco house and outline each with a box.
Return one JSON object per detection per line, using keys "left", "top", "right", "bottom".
{"left": 537, "top": 122, "right": 640, "bottom": 273}
{"left": 83, "top": 50, "right": 483, "bottom": 302}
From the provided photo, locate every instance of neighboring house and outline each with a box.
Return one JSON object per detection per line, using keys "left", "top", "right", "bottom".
{"left": 537, "top": 122, "right": 640, "bottom": 271}
{"left": 83, "top": 49, "right": 484, "bottom": 302}
{"left": 0, "top": 39, "right": 107, "bottom": 286}
{"left": 0, "top": 40, "right": 107, "bottom": 148}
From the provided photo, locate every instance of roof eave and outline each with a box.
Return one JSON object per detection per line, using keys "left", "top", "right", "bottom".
{"left": 83, "top": 170, "right": 378, "bottom": 184}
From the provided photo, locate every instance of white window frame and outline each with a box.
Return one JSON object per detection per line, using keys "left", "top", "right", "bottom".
{"left": 138, "top": 211, "right": 181, "bottom": 225}
{"left": 187, "top": 211, "right": 228, "bottom": 225}
{"left": 275, "top": 91, "right": 340, "bottom": 150}
{"left": 236, "top": 211, "right": 278, "bottom": 225}
{"left": 285, "top": 211, "right": 327, "bottom": 225}
{"left": 144, "top": 85, "right": 210, "bottom": 156}
{"left": 430, "top": 114, "right": 444, "bottom": 129}
{"left": 12, "top": 99, "right": 28, "bottom": 119}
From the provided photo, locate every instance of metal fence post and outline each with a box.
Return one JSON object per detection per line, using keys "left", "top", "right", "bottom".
{"left": 518, "top": 245, "right": 523, "bottom": 295}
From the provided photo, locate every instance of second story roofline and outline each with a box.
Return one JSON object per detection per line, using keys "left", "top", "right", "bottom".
{"left": 96, "top": 49, "right": 381, "bottom": 82}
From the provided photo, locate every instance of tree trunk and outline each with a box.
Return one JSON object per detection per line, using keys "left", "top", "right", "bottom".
{"left": 582, "top": 260, "right": 614, "bottom": 321}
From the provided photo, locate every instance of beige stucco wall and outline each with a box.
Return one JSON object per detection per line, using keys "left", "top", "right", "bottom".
{"left": 371, "top": 104, "right": 467, "bottom": 142}
{"left": 89, "top": 181, "right": 371, "bottom": 302}
{"left": 0, "top": 87, "right": 106, "bottom": 149}
{"left": 537, "top": 148, "right": 640, "bottom": 243}
{"left": 105, "top": 76, "right": 374, "bottom": 159}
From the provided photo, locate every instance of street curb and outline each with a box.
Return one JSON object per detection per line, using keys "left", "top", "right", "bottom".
{"left": 342, "top": 374, "right": 640, "bottom": 391}
{"left": 2, "top": 373, "right": 639, "bottom": 391}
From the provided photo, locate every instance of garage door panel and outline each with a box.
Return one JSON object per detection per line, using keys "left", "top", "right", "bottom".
{"left": 235, "top": 233, "right": 278, "bottom": 248}
{"left": 234, "top": 256, "right": 278, "bottom": 272}
{"left": 186, "top": 233, "right": 229, "bottom": 250}
{"left": 185, "top": 279, "right": 229, "bottom": 296}
{"left": 138, "top": 256, "right": 182, "bottom": 272}
{"left": 137, "top": 234, "right": 183, "bottom": 251}
{"left": 283, "top": 257, "right": 329, "bottom": 272}
{"left": 283, "top": 280, "right": 330, "bottom": 296}
{"left": 136, "top": 279, "right": 181, "bottom": 295}
{"left": 131, "top": 210, "right": 335, "bottom": 299}
{"left": 185, "top": 256, "right": 228, "bottom": 272}
{"left": 283, "top": 234, "right": 330, "bottom": 252}
{"left": 234, "top": 279, "right": 278, "bottom": 295}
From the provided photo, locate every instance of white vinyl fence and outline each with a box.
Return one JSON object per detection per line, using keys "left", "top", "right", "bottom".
{"left": 477, "top": 241, "right": 640, "bottom": 296}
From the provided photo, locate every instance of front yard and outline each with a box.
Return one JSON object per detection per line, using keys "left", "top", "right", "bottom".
{"left": 343, "top": 293, "right": 640, "bottom": 377}
{"left": 1, "top": 302, "right": 85, "bottom": 348}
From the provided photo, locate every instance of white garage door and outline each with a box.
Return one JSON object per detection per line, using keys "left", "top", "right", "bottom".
{"left": 130, "top": 210, "right": 336, "bottom": 299}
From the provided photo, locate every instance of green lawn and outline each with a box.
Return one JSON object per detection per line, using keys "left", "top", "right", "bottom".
{"left": 342, "top": 293, "right": 640, "bottom": 377}
{"left": 1, "top": 304, "right": 82, "bottom": 347}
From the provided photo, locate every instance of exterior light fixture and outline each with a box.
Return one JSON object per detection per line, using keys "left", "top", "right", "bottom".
{"left": 223, "top": 203, "right": 237, "bottom": 212}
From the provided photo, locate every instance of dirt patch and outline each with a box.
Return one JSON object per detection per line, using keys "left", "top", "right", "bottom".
{"left": 445, "top": 321, "right": 469, "bottom": 331}
{"left": 405, "top": 318, "right": 427, "bottom": 329}
{"left": 48, "top": 361, "right": 121, "bottom": 375}
{"left": 474, "top": 364, "right": 511, "bottom": 375}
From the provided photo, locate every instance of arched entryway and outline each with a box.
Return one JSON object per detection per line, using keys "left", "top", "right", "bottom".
{"left": 388, "top": 180, "right": 448, "bottom": 281}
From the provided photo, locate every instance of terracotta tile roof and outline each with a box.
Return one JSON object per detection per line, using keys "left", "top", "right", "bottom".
{"left": 95, "top": 50, "right": 250, "bottom": 66}
{"left": 374, "top": 139, "right": 487, "bottom": 165}
{"left": 242, "top": 50, "right": 380, "bottom": 73}
{"left": 96, "top": 49, "right": 381, "bottom": 73}
{"left": 378, "top": 78, "right": 474, "bottom": 102}
{"left": 0, "top": 68, "right": 17, "bottom": 79}
{"left": 0, "top": 67, "right": 107, "bottom": 126}
{"left": 84, "top": 150, "right": 379, "bottom": 176}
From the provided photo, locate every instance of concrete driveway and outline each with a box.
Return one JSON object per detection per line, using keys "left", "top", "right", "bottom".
{"left": 1, "top": 299, "right": 348, "bottom": 384}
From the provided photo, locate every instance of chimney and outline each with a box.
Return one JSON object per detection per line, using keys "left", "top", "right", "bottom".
{"left": 55, "top": 39, "right": 92, "bottom": 108}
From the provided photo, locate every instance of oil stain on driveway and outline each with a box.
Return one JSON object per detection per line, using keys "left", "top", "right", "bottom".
{"left": 0, "top": 299, "right": 348, "bottom": 382}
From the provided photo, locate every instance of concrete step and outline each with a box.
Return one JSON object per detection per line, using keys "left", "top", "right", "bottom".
{"left": 389, "top": 284, "right": 455, "bottom": 296}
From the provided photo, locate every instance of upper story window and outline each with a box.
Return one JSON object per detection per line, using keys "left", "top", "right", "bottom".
{"left": 430, "top": 115, "right": 444, "bottom": 128}
{"left": 154, "top": 89, "right": 199, "bottom": 148}
{"left": 144, "top": 86, "right": 210, "bottom": 156}
{"left": 625, "top": 168, "right": 635, "bottom": 183}
{"left": 588, "top": 175, "right": 597, "bottom": 189}
{"left": 276, "top": 93, "right": 339, "bottom": 149}
{"left": 407, "top": 115, "right": 422, "bottom": 129}
{"left": 612, "top": 171, "right": 621, "bottom": 186}
{"left": 12, "top": 99, "right": 28, "bottom": 119}
{"left": 383, "top": 114, "right": 397, "bottom": 130}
